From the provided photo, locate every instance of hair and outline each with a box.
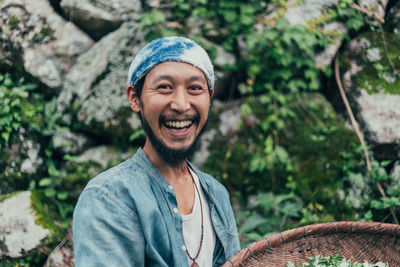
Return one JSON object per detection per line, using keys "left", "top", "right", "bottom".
{"left": 133, "top": 75, "right": 146, "bottom": 100}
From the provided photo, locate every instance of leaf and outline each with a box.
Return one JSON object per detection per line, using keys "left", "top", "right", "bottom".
{"left": 39, "top": 178, "right": 53, "bottom": 187}
{"left": 281, "top": 202, "right": 302, "bottom": 217}
{"left": 346, "top": 14, "right": 365, "bottom": 31}
{"left": 57, "top": 191, "right": 68, "bottom": 200}
{"left": 244, "top": 232, "right": 263, "bottom": 242}
{"left": 48, "top": 163, "right": 61, "bottom": 177}
{"left": 240, "top": 14, "right": 253, "bottom": 26}
{"left": 44, "top": 188, "right": 56, "bottom": 197}
{"left": 224, "top": 10, "right": 238, "bottom": 23}
{"left": 274, "top": 146, "right": 289, "bottom": 163}
{"left": 129, "top": 129, "right": 145, "bottom": 142}
{"left": 1, "top": 131, "right": 9, "bottom": 142}
{"left": 239, "top": 213, "right": 269, "bottom": 233}
{"left": 257, "top": 193, "right": 275, "bottom": 213}
{"left": 249, "top": 154, "right": 264, "bottom": 173}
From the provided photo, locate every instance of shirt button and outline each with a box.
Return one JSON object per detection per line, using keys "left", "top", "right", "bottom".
{"left": 181, "top": 245, "right": 186, "bottom": 251}
{"left": 173, "top": 207, "right": 179, "bottom": 214}
{"left": 168, "top": 185, "right": 173, "bottom": 191}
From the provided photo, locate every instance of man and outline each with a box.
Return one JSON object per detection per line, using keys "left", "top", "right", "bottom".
{"left": 73, "top": 36, "right": 240, "bottom": 266}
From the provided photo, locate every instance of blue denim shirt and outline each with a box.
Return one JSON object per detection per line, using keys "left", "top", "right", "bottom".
{"left": 73, "top": 148, "right": 240, "bottom": 266}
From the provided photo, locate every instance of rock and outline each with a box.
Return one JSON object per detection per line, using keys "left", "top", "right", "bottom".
{"left": 193, "top": 128, "right": 218, "bottom": 167}
{"left": 341, "top": 32, "right": 400, "bottom": 145}
{"left": 283, "top": 0, "right": 336, "bottom": 26}
{"left": 358, "top": 0, "right": 388, "bottom": 26}
{"left": 1, "top": 131, "right": 43, "bottom": 194}
{"left": 126, "top": 113, "right": 142, "bottom": 131}
{"left": 75, "top": 145, "right": 133, "bottom": 168}
{"left": 52, "top": 128, "right": 90, "bottom": 154}
{"left": 314, "top": 22, "right": 347, "bottom": 68}
{"left": 60, "top": 0, "right": 142, "bottom": 40}
{"left": 20, "top": 140, "right": 42, "bottom": 174}
{"left": 0, "top": 191, "right": 50, "bottom": 258}
{"left": 58, "top": 21, "right": 145, "bottom": 125}
{"left": 197, "top": 38, "right": 237, "bottom": 99}
{"left": 217, "top": 102, "right": 241, "bottom": 136}
{"left": 392, "top": 161, "right": 400, "bottom": 181}
{"left": 356, "top": 90, "right": 400, "bottom": 143}
{"left": 0, "top": 0, "right": 93, "bottom": 89}
{"left": 193, "top": 100, "right": 241, "bottom": 166}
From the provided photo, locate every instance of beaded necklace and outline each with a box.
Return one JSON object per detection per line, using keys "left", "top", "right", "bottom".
{"left": 185, "top": 175, "right": 204, "bottom": 267}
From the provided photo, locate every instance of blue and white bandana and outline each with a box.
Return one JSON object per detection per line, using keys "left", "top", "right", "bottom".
{"left": 127, "top": 36, "right": 214, "bottom": 88}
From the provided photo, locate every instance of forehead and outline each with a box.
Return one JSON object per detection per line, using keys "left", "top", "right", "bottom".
{"left": 146, "top": 62, "right": 207, "bottom": 82}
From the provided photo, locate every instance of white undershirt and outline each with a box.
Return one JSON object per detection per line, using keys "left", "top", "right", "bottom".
{"left": 181, "top": 168, "right": 216, "bottom": 267}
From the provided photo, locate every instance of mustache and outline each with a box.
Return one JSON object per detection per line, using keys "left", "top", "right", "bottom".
{"left": 160, "top": 114, "right": 199, "bottom": 122}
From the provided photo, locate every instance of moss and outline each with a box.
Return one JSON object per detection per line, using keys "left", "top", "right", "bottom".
{"left": 40, "top": 27, "right": 52, "bottom": 40}
{"left": 347, "top": 31, "right": 400, "bottom": 95}
{"left": 203, "top": 99, "right": 290, "bottom": 202}
{"left": 0, "top": 191, "right": 21, "bottom": 202}
{"left": 30, "top": 190, "right": 64, "bottom": 241}
{"left": 283, "top": 92, "right": 358, "bottom": 219}
{"left": 72, "top": 106, "right": 143, "bottom": 149}
{"left": 8, "top": 16, "right": 19, "bottom": 29}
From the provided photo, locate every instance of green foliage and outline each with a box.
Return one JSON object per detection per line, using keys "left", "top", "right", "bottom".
{"left": 0, "top": 73, "right": 39, "bottom": 149}
{"left": 338, "top": 143, "right": 400, "bottom": 224}
{"left": 237, "top": 19, "right": 327, "bottom": 202}
{"left": 243, "top": 19, "right": 324, "bottom": 94}
{"left": 140, "top": 9, "right": 166, "bottom": 27}
{"left": 33, "top": 155, "right": 102, "bottom": 229}
{"left": 283, "top": 93, "right": 359, "bottom": 220}
{"left": 140, "top": 0, "right": 267, "bottom": 52}
{"left": 287, "top": 254, "right": 389, "bottom": 267}
{"left": 238, "top": 192, "right": 303, "bottom": 246}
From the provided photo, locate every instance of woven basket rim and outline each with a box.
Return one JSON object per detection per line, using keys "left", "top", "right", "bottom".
{"left": 223, "top": 221, "right": 400, "bottom": 266}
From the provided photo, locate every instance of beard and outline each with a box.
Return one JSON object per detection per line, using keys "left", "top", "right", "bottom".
{"left": 140, "top": 113, "right": 208, "bottom": 168}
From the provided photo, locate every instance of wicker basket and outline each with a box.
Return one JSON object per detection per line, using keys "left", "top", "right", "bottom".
{"left": 222, "top": 221, "right": 400, "bottom": 266}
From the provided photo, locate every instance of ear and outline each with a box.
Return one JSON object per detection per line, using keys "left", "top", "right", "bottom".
{"left": 126, "top": 85, "right": 141, "bottom": 113}
{"left": 209, "top": 87, "right": 214, "bottom": 98}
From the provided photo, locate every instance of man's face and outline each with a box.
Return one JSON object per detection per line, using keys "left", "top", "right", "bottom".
{"left": 131, "top": 61, "right": 214, "bottom": 166}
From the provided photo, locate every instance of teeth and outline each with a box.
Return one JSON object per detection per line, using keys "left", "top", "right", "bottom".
{"left": 165, "top": 120, "right": 192, "bottom": 128}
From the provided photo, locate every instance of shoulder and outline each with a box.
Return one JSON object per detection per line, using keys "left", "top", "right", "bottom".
{"left": 85, "top": 157, "right": 143, "bottom": 190}
{"left": 77, "top": 154, "right": 152, "bottom": 213}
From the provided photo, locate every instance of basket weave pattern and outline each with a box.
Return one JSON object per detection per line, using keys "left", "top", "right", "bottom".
{"left": 223, "top": 221, "right": 400, "bottom": 266}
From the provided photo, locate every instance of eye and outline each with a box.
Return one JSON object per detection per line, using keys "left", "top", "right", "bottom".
{"left": 157, "top": 84, "right": 173, "bottom": 93}
{"left": 188, "top": 85, "right": 205, "bottom": 94}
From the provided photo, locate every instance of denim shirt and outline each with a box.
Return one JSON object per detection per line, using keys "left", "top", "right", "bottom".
{"left": 73, "top": 148, "right": 240, "bottom": 266}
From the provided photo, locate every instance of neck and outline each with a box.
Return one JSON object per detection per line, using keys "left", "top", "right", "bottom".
{"left": 142, "top": 140, "right": 190, "bottom": 183}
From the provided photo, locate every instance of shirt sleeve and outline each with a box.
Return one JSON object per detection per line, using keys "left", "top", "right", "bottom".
{"left": 73, "top": 187, "right": 145, "bottom": 267}
{"left": 224, "top": 189, "right": 241, "bottom": 256}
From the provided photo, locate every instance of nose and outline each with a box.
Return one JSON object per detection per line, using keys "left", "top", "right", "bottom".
{"left": 170, "top": 88, "right": 190, "bottom": 113}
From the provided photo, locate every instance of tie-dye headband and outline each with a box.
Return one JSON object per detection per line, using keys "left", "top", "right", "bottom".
{"left": 127, "top": 36, "right": 214, "bottom": 88}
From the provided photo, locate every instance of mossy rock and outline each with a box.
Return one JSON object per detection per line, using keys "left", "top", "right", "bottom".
{"left": 341, "top": 31, "right": 400, "bottom": 95}
{"left": 283, "top": 92, "right": 359, "bottom": 218}
{"left": 203, "top": 93, "right": 358, "bottom": 219}
{"left": 202, "top": 100, "right": 278, "bottom": 202}
{"left": 0, "top": 191, "right": 64, "bottom": 265}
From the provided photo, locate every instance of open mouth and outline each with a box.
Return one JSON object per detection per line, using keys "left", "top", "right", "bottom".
{"left": 164, "top": 120, "right": 193, "bottom": 132}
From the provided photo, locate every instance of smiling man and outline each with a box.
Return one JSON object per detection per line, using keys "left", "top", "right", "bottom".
{"left": 73, "top": 37, "right": 240, "bottom": 267}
